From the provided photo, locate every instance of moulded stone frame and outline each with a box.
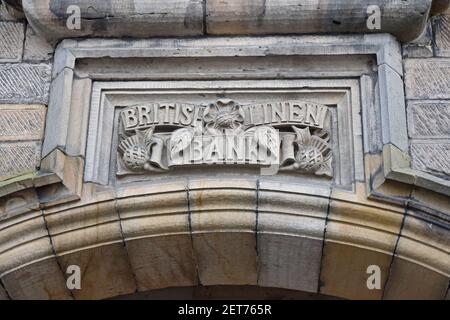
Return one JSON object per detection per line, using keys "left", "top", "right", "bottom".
{"left": 33, "top": 34, "right": 450, "bottom": 207}
{"left": 84, "top": 80, "right": 363, "bottom": 188}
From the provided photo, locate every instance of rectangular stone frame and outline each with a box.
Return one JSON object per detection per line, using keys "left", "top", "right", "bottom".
{"left": 84, "top": 80, "right": 362, "bottom": 188}
{"left": 32, "top": 35, "right": 450, "bottom": 207}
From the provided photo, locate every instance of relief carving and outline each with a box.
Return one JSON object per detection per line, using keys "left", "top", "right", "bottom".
{"left": 117, "top": 99, "right": 333, "bottom": 177}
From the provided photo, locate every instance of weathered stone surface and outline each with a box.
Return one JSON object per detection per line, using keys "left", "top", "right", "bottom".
{"left": 189, "top": 179, "right": 258, "bottom": 286}
{"left": 257, "top": 180, "right": 329, "bottom": 293}
{"left": 408, "top": 102, "right": 450, "bottom": 138}
{"left": 23, "top": 25, "right": 54, "bottom": 62}
{"left": 20, "top": 0, "right": 433, "bottom": 43}
{"left": 116, "top": 182, "right": 197, "bottom": 291}
{"left": 405, "top": 59, "right": 450, "bottom": 100}
{"left": 320, "top": 185, "right": 404, "bottom": 300}
{"left": 0, "top": 189, "right": 40, "bottom": 221}
{"left": 0, "top": 142, "right": 40, "bottom": 181}
{"left": 22, "top": 0, "right": 204, "bottom": 43}
{"left": 0, "top": 283, "right": 8, "bottom": 300}
{"left": 411, "top": 143, "right": 450, "bottom": 176}
{"left": 0, "top": 21, "right": 24, "bottom": 62}
{"left": 402, "top": 21, "right": 433, "bottom": 58}
{"left": 0, "top": 212, "right": 53, "bottom": 275}
{"left": 0, "top": 2, "right": 22, "bottom": 21}
{"left": 124, "top": 236, "right": 197, "bottom": 292}
{"left": 1, "top": 259, "right": 72, "bottom": 300}
{"left": 0, "top": 64, "right": 51, "bottom": 104}
{"left": 56, "top": 244, "right": 136, "bottom": 300}
{"left": 206, "top": 0, "right": 431, "bottom": 42}
{"left": 0, "top": 105, "right": 46, "bottom": 141}
{"left": 434, "top": 14, "right": 450, "bottom": 57}
{"left": 383, "top": 212, "right": 450, "bottom": 299}
{"left": 431, "top": 0, "right": 450, "bottom": 14}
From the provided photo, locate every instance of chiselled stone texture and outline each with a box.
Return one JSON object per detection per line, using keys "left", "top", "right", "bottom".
{"left": 0, "top": 21, "right": 24, "bottom": 63}
{"left": 411, "top": 143, "right": 450, "bottom": 177}
{"left": 0, "top": 64, "right": 51, "bottom": 104}
{"left": 434, "top": 14, "right": 450, "bottom": 57}
{"left": 23, "top": 25, "right": 53, "bottom": 62}
{"left": 0, "top": 142, "right": 41, "bottom": 181}
{"left": 408, "top": 102, "right": 450, "bottom": 138}
{"left": 404, "top": 59, "right": 450, "bottom": 99}
{"left": 0, "top": 105, "right": 46, "bottom": 141}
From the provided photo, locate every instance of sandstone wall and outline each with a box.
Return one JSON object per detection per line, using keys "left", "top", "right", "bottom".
{"left": 1, "top": 2, "right": 449, "bottom": 184}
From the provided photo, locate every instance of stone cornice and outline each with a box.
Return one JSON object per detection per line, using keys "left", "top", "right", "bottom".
{"left": 12, "top": 0, "right": 437, "bottom": 43}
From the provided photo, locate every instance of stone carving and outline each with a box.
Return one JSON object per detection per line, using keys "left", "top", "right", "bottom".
{"left": 117, "top": 99, "right": 332, "bottom": 177}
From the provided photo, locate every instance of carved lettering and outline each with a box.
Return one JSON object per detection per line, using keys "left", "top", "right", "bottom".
{"left": 117, "top": 99, "right": 332, "bottom": 177}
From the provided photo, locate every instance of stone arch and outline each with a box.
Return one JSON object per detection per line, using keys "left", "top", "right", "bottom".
{"left": 0, "top": 178, "right": 448, "bottom": 299}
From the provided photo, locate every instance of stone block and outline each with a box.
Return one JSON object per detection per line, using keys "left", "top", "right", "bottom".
{"left": 116, "top": 182, "right": 197, "bottom": 291}
{"left": 411, "top": 142, "right": 450, "bottom": 177}
{"left": 257, "top": 180, "right": 329, "bottom": 293}
{"left": 22, "top": 0, "right": 204, "bottom": 43}
{"left": 0, "top": 63, "right": 51, "bottom": 104}
{"left": 0, "top": 105, "right": 46, "bottom": 141}
{"left": 405, "top": 59, "right": 450, "bottom": 100}
{"left": 189, "top": 179, "right": 258, "bottom": 286}
{"left": 23, "top": 25, "right": 54, "bottom": 62}
{"left": 434, "top": 14, "right": 450, "bottom": 57}
{"left": 0, "top": 2, "right": 24, "bottom": 20}
{"left": 320, "top": 193, "right": 403, "bottom": 299}
{"left": 0, "top": 141, "right": 41, "bottom": 181}
{"left": 384, "top": 212, "right": 450, "bottom": 299}
{"left": 205, "top": 0, "right": 431, "bottom": 42}
{"left": 56, "top": 244, "right": 136, "bottom": 300}
{"left": 407, "top": 101, "right": 450, "bottom": 139}
{"left": 0, "top": 21, "right": 24, "bottom": 62}
{"left": 0, "top": 212, "right": 54, "bottom": 275}
{"left": 124, "top": 236, "right": 197, "bottom": 292}
{"left": 44, "top": 201, "right": 121, "bottom": 254}
{"left": 1, "top": 259, "right": 72, "bottom": 300}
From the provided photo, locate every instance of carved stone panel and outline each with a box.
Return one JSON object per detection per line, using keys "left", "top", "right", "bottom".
{"left": 117, "top": 99, "right": 332, "bottom": 178}
{"left": 84, "top": 79, "right": 361, "bottom": 188}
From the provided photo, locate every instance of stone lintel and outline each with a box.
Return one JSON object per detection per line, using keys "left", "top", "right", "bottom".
{"left": 19, "top": 0, "right": 433, "bottom": 43}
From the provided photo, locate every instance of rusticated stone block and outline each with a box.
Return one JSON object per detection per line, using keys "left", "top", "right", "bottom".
{"left": 405, "top": 59, "right": 450, "bottom": 100}
{"left": 434, "top": 14, "right": 450, "bottom": 57}
{"left": 411, "top": 142, "right": 450, "bottom": 177}
{"left": 0, "top": 142, "right": 41, "bottom": 181}
{"left": 0, "top": 105, "right": 46, "bottom": 141}
{"left": 407, "top": 102, "right": 450, "bottom": 139}
{"left": 0, "top": 64, "right": 51, "bottom": 104}
{"left": 0, "top": 21, "right": 24, "bottom": 62}
{"left": 23, "top": 25, "right": 54, "bottom": 62}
